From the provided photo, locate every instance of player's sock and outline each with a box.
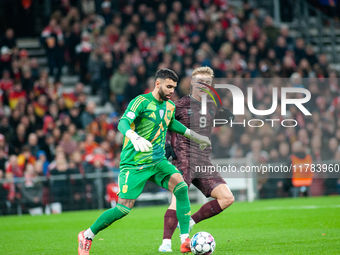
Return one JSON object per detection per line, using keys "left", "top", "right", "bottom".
{"left": 90, "top": 204, "right": 131, "bottom": 234}
{"left": 84, "top": 228, "right": 95, "bottom": 240}
{"left": 190, "top": 217, "right": 196, "bottom": 228}
{"left": 191, "top": 200, "right": 223, "bottom": 224}
{"left": 162, "top": 239, "right": 171, "bottom": 246}
{"left": 163, "top": 209, "right": 178, "bottom": 239}
{"left": 180, "top": 234, "right": 189, "bottom": 244}
{"left": 173, "top": 182, "right": 190, "bottom": 235}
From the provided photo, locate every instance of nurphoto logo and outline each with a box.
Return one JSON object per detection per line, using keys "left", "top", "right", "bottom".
{"left": 198, "top": 82, "right": 312, "bottom": 128}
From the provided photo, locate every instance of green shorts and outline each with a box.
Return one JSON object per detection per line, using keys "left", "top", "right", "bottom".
{"left": 118, "top": 160, "right": 180, "bottom": 199}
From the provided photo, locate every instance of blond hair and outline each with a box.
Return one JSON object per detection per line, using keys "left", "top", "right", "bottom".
{"left": 192, "top": 66, "right": 214, "bottom": 78}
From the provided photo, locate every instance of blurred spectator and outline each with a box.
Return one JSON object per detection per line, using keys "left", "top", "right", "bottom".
{"left": 68, "top": 123, "right": 82, "bottom": 142}
{"left": 77, "top": 93, "right": 87, "bottom": 114}
{"left": 70, "top": 150, "right": 85, "bottom": 174}
{"left": 22, "top": 70, "right": 35, "bottom": 93}
{"left": 28, "top": 133, "right": 40, "bottom": 156}
{"left": 69, "top": 105, "right": 82, "bottom": 129}
{"left": 281, "top": 56, "right": 295, "bottom": 77}
{"left": 41, "top": 133, "right": 56, "bottom": 162}
{"left": 0, "top": 169, "right": 8, "bottom": 215}
{"left": 246, "top": 140, "right": 269, "bottom": 164}
{"left": 87, "top": 113, "right": 112, "bottom": 142}
{"left": 86, "top": 147, "right": 111, "bottom": 208}
{"left": 101, "top": 1, "right": 113, "bottom": 26}
{"left": 43, "top": 115, "right": 56, "bottom": 134}
{"left": 8, "top": 82, "right": 26, "bottom": 110}
{"left": 6, "top": 155, "right": 23, "bottom": 177}
{"left": 9, "top": 109, "right": 21, "bottom": 132}
{"left": 324, "top": 150, "right": 340, "bottom": 195}
{"left": 278, "top": 142, "right": 290, "bottom": 162}
{"left": 317, "top": 54, "right": 329, "bottom": 77}
{"left": 17, "top": 145, "right": 36, "bottom": 170}
{"left": 262, "top": 16, "right": 279, "bottom": 45}
{"left": 12, "top": 123, "right": 27, "bottom": 154}
{"left": 67, "top": 22, "right": 81, "bottom": 75}
{"left": 19, "top": 49, "right": 30, "bottom": 73}
{"left": 86, "top": 12, "right": 104, "bottom": 32}
{"left": 298, "top": 59, "right": 315, "bottom": 78}
{"left": 59, "top": 114, "right": 72, "bottom": 133}
{"left": 20, "top": 164, "right": 43, "bottom": 213}
{"left": 100, "top": 52, "right": 113, "bottom": 105}
{"left": 80, "top": 101, "right": 96, "bottom": 129}
{"left": 68, "top": 153, "right": 86, "bottom": 210}
{"left": 124, "top": 75, "right": 143, "bottom": 103}
{"left": 318, "top": 0, "right": 338, "bottom": 18}
{"left": 0, "top": 46, "right": 12, "bottom": 74}
{"left": 76, "top": 32, "right": 92, "bottom": 83}
{"left": 41, "top": 19, "right": 64, "bottom": 82}
{"left": 0, "top": 117, "right": 12, "bottom": 141}
{"left": 0, "top": 69, "right": 13, "bottom": 97}
{"left": 59, "top": 131, "right": 78, "bottom": 157}
{"left": 274, "top": 36, "right": 287, "bottom": 62}
{"left": 84, "top": 133, "right": 99, "bottom": 156}
{"left": 36, "top": 151, "right": 50, "bottom": 176}
{"left": 280, "top": 25, "right": 294, "bottom": 48}
{"left": 110, "top": 63, "right": 129, "bottom": 111}
{"left": 305, "top": 45, "right": 318, "bottom": 67}
{"left": 294, "top": 38, "right": 307, "bottom": 65}
{"left": 284, "top": 141, "right": 314, "bottom": 197}
{"left": 0, "top": 147, "right": 7, "bottom": 170}
{"left": 106, "top": 129, "right": 120, "bottom": 154}
{"left": 213, "top": 129, "right": 233, "bottom": 158}
{"left": 30, "top": 58, "right": 40, "bottom": 81}
{"left": 323, "top": 137, "right": 339, "bottom": 160}
{"left": 33, "top": 160, "right": 44, "bottom": 177}
{"left": 50, "top": 157, "right": 73, "bottom": 211}
{"left": 88, "top": 47, "right": 102, "bottom": 95}
{"left": 1, "top": 28, "right": 16, "bottom": 49}
{"left": 2, "top": 171, "right": 15, "bottom": 214}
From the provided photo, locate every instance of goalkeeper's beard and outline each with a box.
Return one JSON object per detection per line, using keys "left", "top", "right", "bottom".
{"left": 159, "top": 86, "right": 171, "bottom": 101}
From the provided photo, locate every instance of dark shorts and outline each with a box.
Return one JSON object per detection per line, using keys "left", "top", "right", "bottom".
{"left": 190, "top": 176, "right": 227, "bottom": 198}
{"left": 176, "top": 164, "right": 226, "bottom": 198}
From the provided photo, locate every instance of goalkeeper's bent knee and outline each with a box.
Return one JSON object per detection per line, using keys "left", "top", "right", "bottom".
{"left": 173, "top": 181, "right": 189, "bottom": 200}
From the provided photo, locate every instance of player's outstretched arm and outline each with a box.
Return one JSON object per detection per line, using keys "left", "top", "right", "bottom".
{"left": 118, "top": 118, "right": 152, "bottom": 152}
{"left": 169, "top": 119, "right": 211, "bottom": 150}
{"left": 183, "top": 129, "right": 211, "bottom": 150}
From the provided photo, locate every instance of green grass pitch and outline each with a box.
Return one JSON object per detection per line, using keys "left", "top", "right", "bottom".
{"left": 1, "top": 196, "right": 339, "bottom": 254}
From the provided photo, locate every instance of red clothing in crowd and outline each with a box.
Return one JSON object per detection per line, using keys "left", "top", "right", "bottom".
{"left": 0, "top": 79, "right": 13, "bottom": 93}
{"left": 8, "top": 90, "right": 26, "bottom": 109}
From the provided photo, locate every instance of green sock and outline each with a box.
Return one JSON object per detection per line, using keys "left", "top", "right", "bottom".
{"left": 90, "top": 204, "right": 131, "bottom": 234}
{"left": 173, "top": 181, "right": 191, "bottom": 235}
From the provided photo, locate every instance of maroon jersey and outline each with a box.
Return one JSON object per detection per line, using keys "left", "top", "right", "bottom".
{"left": 171, "top": 95, "right": 226, "bottom": 197}
{"left": 172, "top": 95, "right": 216, "bottom": 163}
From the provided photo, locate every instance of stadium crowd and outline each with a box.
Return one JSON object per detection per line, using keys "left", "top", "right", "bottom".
{"left": 0, "top": 0, "right": 339, "bottom": 215}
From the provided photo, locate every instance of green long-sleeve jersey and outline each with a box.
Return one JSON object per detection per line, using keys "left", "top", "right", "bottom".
{"left": 118, "top": 92, "right": 187, "bottom": 170}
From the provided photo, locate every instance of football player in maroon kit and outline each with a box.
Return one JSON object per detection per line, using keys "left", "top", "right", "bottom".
{"left": 159, "top": 67, "right": 235, "bottom": 252}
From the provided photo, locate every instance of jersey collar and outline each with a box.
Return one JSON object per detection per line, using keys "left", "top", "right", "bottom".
{"left": 189, "top": 94, "right": 201, "bottom": 105}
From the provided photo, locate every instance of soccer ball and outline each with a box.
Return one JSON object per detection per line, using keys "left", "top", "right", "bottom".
{"left": 190, "top": 231, "right": 216, "bottom": 254}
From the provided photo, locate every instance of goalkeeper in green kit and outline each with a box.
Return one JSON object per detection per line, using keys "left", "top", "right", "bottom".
{"left": 78, "top": 68, "right": 212, "bottom": 254}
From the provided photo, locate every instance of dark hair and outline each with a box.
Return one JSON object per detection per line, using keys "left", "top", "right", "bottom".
{"left": 155, "top": 68, "right": 179, "bottom": 82}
